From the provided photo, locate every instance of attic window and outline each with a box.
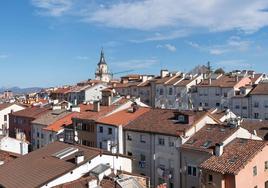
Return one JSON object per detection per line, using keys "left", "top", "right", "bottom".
{"left": 202, "top": 140, "right": 212, "bottom": 148}
{"left": 177, "top": 115, "right": 185, "bottom": 123}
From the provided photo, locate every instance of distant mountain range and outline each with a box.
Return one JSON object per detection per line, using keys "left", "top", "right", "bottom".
{"left": 0, "top": 87, "right": 43, "bottom": 94}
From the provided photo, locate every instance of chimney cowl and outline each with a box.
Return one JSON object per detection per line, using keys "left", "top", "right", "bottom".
{"left": 215, "top": 143, "right": 224, "bottom": 156}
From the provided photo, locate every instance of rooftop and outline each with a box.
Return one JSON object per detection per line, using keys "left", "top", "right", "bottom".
{"left": 74, "top": 98, "right": 128, "bottom": 121}
{"left": 125, "top": 109, "right": 209, "bottom": 136}
{"left": 197, "top": 75, "right": 251, "bottom": 88}
{"left": 250, "top": 82, "right": 268, "bottom": 95}
{"left": 199, "top": 138, "right": 267, "bottom": 175}
{"left": 0, "top": 141, "right": 102, "bottom": 188}
{"left": 181, "top": 124, "right": 239, "bottom": 153}
{"left": 11, "top": 107, "right": 49, "bottom": 119}
{"left": 241, "top": 119, "right": 268, "bottom": 140}
{"left": 32, "top": 110, "right": 73, "bottom": 126}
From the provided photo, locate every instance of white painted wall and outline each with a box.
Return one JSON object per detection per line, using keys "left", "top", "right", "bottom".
{"left": 41, "top": 154, "right": 132, "bottom": 188}
{"left": 0, "top": 136, "right": 28, "bottom": 155}
{"left": 0, "top": 104, "right": 25, "bottom": 134}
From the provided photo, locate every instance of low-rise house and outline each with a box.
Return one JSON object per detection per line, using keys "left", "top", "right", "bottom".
{"left": 0, "top": 141, "right": 132, "bottom": 188}
{"left": 9, "top": 106, "right": 49, "bottom": 142}
{"left": 0, "top": 135, "right": 28, "bottom": 155}
{"left": 180, "top": 122, "right": 261, "bottom": 188}
{"left": 0, "top": 103, "right": 25, "bottom": 135}
{"left": 124, "top": 109, "right": 219, "bottom": 188}
{"left": 199, "top": 138, "right": 268, "bottom": 188}
{"left": 31, "top": 110, "right": 76, "bottom": 150}
{"left": 97, "top": 105, "right": 150, "bottom": 154}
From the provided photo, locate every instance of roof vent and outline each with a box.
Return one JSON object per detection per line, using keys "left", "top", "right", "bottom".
{"left": 52, "top": 147, "right": 78, "bottom": 159}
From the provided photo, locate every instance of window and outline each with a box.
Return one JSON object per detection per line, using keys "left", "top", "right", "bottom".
{"left": 99, "top": 142, "right": 102, "bottom": 149}
{"left": 265, "top": 114, "right": 268, "bottom": 121}
{"left": 37, "top": 132, "right": 40, "bottom": 138}
{"left": 265, "top": 161, "right": 268, "bottom": 171}
{"left": 208, "top": 174, "right": 213, "bottom": 182}
{"left": 254, "top": 113, "right": 259, "bottom": 119}
{"left": 108, "top": 128, "right": 113, "bottom": 135}
{"left": 41, "top": 133, "right": 44, "bottom": 139}
{"left": 49, "top": 134, "right": 52, "bottom": 142}
{"left": 127, "top": 151, "right": 132, "bottom": 156}
{"left": 159, "top": 88, "right": 164, "bottom": 95}
{"left": 187, "top": 166, "right": 197, "bottom": 176}
{"left": 99, "top": 126, "right": 103, "bottom": 133}
{"left": 177, "top": 115, "right": 185, "bottom": 122}
{"left": 140, "top": 135, "right": 146, "bottom": 143}
{"left": 4, "top": 115, "right": 7, "bottom": 121}
{"left": 205, "top": 103, "right": 208, "bottom": 107}
{"left": 235, "top": 105, "right": 240, "bottom": 109}
{"left": 127, "top": 133, "right": 132, "bottom": 141}
{"left": 242, "top": 106, "right": 247, "bottom": 110}
{"left": 158, "top": 138, "right": 165, "bottom": 145}
{"left": 253, "top": 166, "right": 257, "bottom": 176}
{"left": 254, "top": 102, "right": 259, "bottom": 108}
{"left": 140, "top": 154, "right": 146, "bottom": 161}
{"left": 216, "top": 103, "right": 220, "bottom": 107}
{"left": 169, "top": 140, "right": 175, "bottom": 147}
{"left": 169, "top": 88, "right": 173, "bottom": 95}
{"left": 223, "top": 93, "right": 228, "bottom": 97}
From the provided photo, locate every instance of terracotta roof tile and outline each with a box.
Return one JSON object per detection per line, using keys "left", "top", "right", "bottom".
{"left": 250, "top": 82, "right": 268, "bottom": 95}
{"left": 181, "top": 124, "right": 239, "bottom": 153}
{"left": 11, "top": 107, "right": 49, "bottom": 118}
{"left": 98, "top": 107, "right": 150, "bottom": 127}
{"left": 199, "top": 138, "right": 267, "bottom": 175}
{"left": 241, "top": 119, "right": 268, "bottom": 140}
{"left": 125, "top": 109, "right": 209, "bottom": 136}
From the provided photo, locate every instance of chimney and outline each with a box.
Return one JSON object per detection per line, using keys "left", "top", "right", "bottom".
{"left": 88, "top": 179, "right": 98, "bottom": 188}
{"left": 235, "top": 75, "right": 239, "bottom": 82}
{"left": 208, "top": 78, "right": 212, "bottom": 85}
{"left": 93, "top": 101, "right": 100, "bottom": 112}
{"left": 75, "top": 151, "right": 85, "bottom": 165}
{"left": 160, "top": 70, "right": 169, "bottom": 78}
{"left": 215, "top": 143, "right": 223, "bottom": 156}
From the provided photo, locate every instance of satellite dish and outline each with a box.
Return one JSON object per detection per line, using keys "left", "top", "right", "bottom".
{"left": 74, "top": 136, "right": 78, "bottom": 142}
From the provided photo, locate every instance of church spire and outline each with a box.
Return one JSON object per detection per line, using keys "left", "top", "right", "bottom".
{"left": 98, "top": 48, "right": 107, "bottom": 65}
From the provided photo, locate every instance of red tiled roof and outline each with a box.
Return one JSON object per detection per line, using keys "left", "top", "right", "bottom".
{"left": 199, "top": 138, "right": 267, "bottom": 175}
{"left": 241, "top": 119, "right": 268, "bottom": 140}
{"left": 0, "top": 103, "right": 13, "bottom": 111}
{"left": 125, "top": 109, "right": 209, "bottom": 136}
{"left": 97, "top": 107, "right": 150, "bottom": 127}
{"left": 250, "top": 82, "right": 268, "bottom": 95}
{"left": 197, "top": 75, "right": 251, "bottom": 88}
{"left": 11, "top": 107, "right": 49, "bottom": 118}
{"left": 181, "top": 124, "right": 239, "bottom": 153}
{"left": 0, "top": 150, "right": 21, "bottom": 164}
{"left": 43, "top": 112, "right": 78, "bottom": 132}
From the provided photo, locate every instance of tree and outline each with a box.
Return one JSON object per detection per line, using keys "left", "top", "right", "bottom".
{"left": 214, "top": 68, "right": 225, "bottom": 74}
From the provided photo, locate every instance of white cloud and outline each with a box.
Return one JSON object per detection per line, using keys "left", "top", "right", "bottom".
{"left": 88, "top": 0, "right": 268, "bottom": 33}
{"left": 215, "top": 59, "right": 252, "bottom": 69}
{"left": 31, "top": 0, "right": 73, "bottom": 16}
{"left": 157, "top": 44, "right": 177, "bottom": 52}
{"left": 31, "top": 0, "right": 268, "bottom": 34}
{"left": 187, "top": 36, "right": 252, "bottom": 55}
{"left": 112, "top": 59, "right": 159, "bottom": 69}
{"left": 0, "top": 54, "right": 9, "bottom": 59}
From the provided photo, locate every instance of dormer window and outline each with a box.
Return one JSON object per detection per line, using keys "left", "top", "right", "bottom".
{"left": 177, "top": 115, "right": 185, "bottom": 123}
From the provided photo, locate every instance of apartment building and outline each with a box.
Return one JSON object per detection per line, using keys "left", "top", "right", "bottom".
{"left": 0, "top": 103, "right": 25, "bottom": 135}
{"left": 200, "top": 138, "right": 268, "bottom": 188}
{"left": 96, "top": 105, "right": 150, "bottom": 154}
{"left": 31, "top": 110, "right": 76, "bottom": 150}
{"left": 9, "top": 107, "right": 49, "bottom": 142}
{"left": 124, "top": 109, "right": 218, "bottom": 188}
{"left": 192, "top": 74, "right": 252, "bottom": 110}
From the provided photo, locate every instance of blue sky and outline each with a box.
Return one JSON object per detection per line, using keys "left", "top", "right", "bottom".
{"left": 0, "top": 0, "right": 268, "bottom": 88}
